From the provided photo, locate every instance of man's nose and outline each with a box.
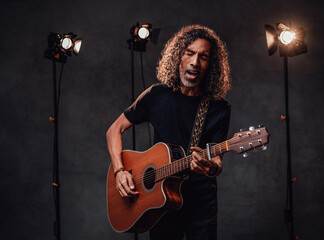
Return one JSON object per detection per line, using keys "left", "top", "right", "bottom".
{"left": 191, "top": 54, "right": 200, "bottom": 66}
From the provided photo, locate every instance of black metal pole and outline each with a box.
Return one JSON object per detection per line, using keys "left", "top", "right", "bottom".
{"left": 129, "top": 40, "right": 138, "bottom": 240}
{"left": 130, "top": 41, "right": 136, "bottom": 151}
{"left": 52, "top": 59, "right": 61, "bottom": 240}
{"left": 283, "top": 56, "right": 295, "bottom": 240}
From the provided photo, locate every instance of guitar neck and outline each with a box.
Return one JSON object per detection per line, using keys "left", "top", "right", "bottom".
{"left": 154, "top": 127, "right": 269, "bottom": 182}
{"left": 155, "top": 141, "right": 229, "bottom": 181}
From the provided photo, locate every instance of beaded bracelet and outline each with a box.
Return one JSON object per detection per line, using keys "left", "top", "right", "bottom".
{"left": 114, "top": 167, "right": 126, "bottom": 177}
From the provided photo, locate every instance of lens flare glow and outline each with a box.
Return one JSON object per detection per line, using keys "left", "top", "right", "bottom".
{"left": 138, "top": 27, "right": 150, "bottom": 39}
{"left": 279, "top": 31, "right": 295, "bottom": 45}
{"left": 61, "top": 37, "right": 72, "bottom": 49}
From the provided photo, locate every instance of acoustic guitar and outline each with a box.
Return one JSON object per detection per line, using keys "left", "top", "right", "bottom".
{"left": 107, "top": 126, "right": 269, "bottom": 233}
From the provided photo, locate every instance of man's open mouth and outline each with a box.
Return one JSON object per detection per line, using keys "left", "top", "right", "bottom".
{"left": 186, "top": 69, "right": 200, "bottom": 76}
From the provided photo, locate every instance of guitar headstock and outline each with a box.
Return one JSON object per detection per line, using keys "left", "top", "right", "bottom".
{"left": 228, "top": 126, "right": 269, "bottom": 156}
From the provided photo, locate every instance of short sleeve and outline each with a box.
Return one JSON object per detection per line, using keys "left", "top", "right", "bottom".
{"left": 124, "top": 85, "right": 154, "bottom": 124}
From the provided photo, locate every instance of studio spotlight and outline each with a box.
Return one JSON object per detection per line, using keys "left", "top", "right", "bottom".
{"left": 127, "top": 22, "right": 160, "bottom": 52}
{"left": 265, "top": 23, "right": 307, "bottom": 57}
{"left": 128, "top": 23, "right": 152, "bottom": 52}
{"left": 44, "top": 32, "right": 82, "bottom": 63}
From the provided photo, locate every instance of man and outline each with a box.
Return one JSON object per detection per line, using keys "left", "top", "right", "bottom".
{"left": 106, "top": 25, "right": 231, "bottom": 240}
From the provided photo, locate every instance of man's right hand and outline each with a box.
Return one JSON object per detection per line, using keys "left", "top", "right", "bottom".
{"left": 115, "top": 170, "right": 139, "bottom": 198}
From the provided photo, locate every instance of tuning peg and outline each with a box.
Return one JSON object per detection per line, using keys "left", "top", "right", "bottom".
{"left": 249, "top": 126, "right": 255, "bottom": 130}
{"left": 258, "top": 124, "right": 263, "bottom": 128}
{"left": 240, "top": 128, "right": 246, "bottom": 132}
{"left": 243, "top": 152, "right": 248, "bottom": 158}
{"left": 261, "top": 145, "right": 268, "bottom": 151}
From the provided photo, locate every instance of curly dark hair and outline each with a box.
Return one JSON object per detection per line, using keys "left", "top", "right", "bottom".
{"left": 157, "top": 25, "right": 231, "bottom": 100}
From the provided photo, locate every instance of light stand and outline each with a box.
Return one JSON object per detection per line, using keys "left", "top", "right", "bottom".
{"left": 52, "top": 57, "right": 61, "bottom": 240}
{"left": 265, "top": 23, "right": 307, "bottom": 240}
{"left": 283, "top": 55, "right": 295, "bottom": 240}
{"left": 130, "top": 40, "right": 136, "bottom": 150}
{"left": 44, "top": 32, "right": 82, "bottom": 240}
{"left": 127, "top": 22, "right": 159, "bottom": 240}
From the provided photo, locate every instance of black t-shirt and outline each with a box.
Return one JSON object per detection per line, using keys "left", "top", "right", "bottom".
{"left": 124, "top": 83, "right": 231, "bottom": 152}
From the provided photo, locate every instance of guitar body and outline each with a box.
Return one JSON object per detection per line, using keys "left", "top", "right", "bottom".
{"left": 107, "top": 143, "right": 186, "bottom": 233}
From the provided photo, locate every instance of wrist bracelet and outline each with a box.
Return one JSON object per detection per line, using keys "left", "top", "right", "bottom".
{"left": 205, "top": 162, "right": 219, "bottom": 178}
{"left": 114, "top": 167, "right": 126, "bottom": 177}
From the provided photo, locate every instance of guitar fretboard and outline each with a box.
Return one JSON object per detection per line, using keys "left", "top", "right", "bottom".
{"left": 154, "top": 141, "right": 228, "bottom": 181}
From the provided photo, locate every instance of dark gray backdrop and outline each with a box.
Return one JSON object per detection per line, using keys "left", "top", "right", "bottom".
{"left": 1, "top": 0, "right": 323, "bottom": 239}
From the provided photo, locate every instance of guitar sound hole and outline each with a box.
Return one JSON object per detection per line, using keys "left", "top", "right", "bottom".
{"left": 143, "top": 168, "right": 155, "bottom": 190}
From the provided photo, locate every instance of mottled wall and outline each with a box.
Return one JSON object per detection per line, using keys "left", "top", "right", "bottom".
{"left": 1, "top": 0, "right": 323, "bottom": 239}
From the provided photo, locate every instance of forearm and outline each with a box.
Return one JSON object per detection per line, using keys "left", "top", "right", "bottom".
{"left": 106, "top": 113, "right": 133, "bottom": 172}
{"left": 106, "top": 114, "right": 137, "bottom": 197}
{"left": 106, "top": 127, "right": 124, "bottom": 172}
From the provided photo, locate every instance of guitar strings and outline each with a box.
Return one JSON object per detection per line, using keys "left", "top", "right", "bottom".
{"left": 129, "top": 132, "right": 265, "bottom": 185}
{"left": 130, "top": 133, "right": 263, "bottom": 185}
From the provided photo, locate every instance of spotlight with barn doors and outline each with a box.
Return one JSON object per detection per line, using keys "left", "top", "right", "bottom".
{"left": 127, "top": 22, "right": 160, "bottom": 52}
{"left": 44, "top": 32, "right": 82, "bottom": 63}
{"left": 265, "top": 23, "right": 307, "bottom": 57}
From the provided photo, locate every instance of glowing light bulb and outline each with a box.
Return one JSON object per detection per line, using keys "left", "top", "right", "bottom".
{"left": 279, "top": 31, "right": 295, "bottom": 45}
{"left": 138, "top": 27, "right": 150, "bottom": 39}
{"left": 61, "top": 37, "right": 72, "bottom": 49}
